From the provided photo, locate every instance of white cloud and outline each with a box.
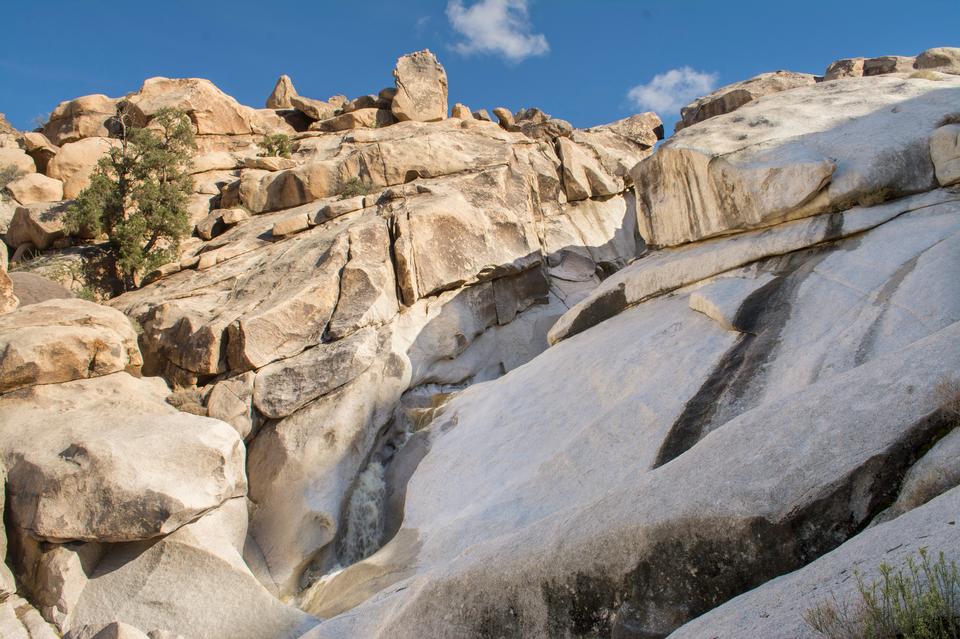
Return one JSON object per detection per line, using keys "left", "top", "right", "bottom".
{"left": 446, "top": 0, "right": 549, "bottom": 62}
{"left": 627, "top": 67, "right": 718, "bottom": 115}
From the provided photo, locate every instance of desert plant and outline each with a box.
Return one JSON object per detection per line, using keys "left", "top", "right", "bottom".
{"left": 64, "top": 106, "right": 195, "bottom": 289}
{"left": 910, "top": 70, "right": 945, "bottom": 81}
{"left": 258, "top": 133, "right": 292, "bottom": 158}
{"left": 0, "top": 164, "right": 24, "bottom": 192}
{"left": 339, "top": 177, "right": 374, "bottom": 200}
{"left": 805, "top": 548, "right": 960, "bottom": 638}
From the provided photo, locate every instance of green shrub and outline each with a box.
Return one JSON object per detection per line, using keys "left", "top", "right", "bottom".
{"left": 64, "top": 106, "right": 195, "bottom": 289}
{"left": 258, "top": 133, "right": 292, "bottom": 158}
{"left": 339, "top": 177, "right": 374, "bottom": 200}
{"left": 805, "top": 548, "right": 960, "bottom": 638}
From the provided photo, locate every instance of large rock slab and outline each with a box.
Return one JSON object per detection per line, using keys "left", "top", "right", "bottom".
{"left": 43, "top": 94, "right": 119, "bottom": 146}
{"left": 676, "top": 70, "right": 817, "bottom": 131}
{"left": 301, "top": 196, "right": 960, "bottom": 637}
{"left": 65, "top": 499, "right": 319, "bottom": 639}
{"left": 0, "top": 298, "right": 141, "bottom": 393}
{"left": 551, "top": 188, "right": 960, "bottom": 343}
{"left": 6, "top": 201, "right": 70, "bottom": 250}
{"left": 633, "top": 76, "right": 959, "bottom": 248}
{"left": 5, "top": 173, "right": 63, "bottom": 205}
{"left": 0, "top": 372, "right": 246, "bottom": 542}
{"left": 125, "top": 77, "right": 256, "bottom": 136}
{"left": 669, "top": 487, "right": 960, "bottom": 638}
{"left": 252, "top": 326, "right": 379, "bottom": 419}
{"left": 47, "top": 137, "right": 120, "bottom": 199}
{"left": 392, "top": 167, "right": 540, "bottom": 303}
{"left": 391, "top": 50, "right": 448, "bottom": 123}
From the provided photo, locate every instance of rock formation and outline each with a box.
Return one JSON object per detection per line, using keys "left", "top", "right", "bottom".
{"left": 0, "top": 45, "right": 958, "bottom": 639}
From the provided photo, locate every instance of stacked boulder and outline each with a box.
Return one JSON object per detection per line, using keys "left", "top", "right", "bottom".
{"left": 0, "top": 298, "right": 321, "bottom": 637}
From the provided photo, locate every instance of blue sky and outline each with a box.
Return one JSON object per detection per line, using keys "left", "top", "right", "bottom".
{"left": 1, "top": 1, "right": 956, "bottom": 133}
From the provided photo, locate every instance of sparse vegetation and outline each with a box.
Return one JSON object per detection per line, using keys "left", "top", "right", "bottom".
{"left": 339, "top": 177, "right": 375, "bottom": 200}
{"left": 0, "top": 164, "right": 24, "bottom": 192}
{"left": 258, "top": 133, "right": 292, "bottom": 158}
{"left": 805, "top": 549, "right": 960, "bottom": 639}
{"left": 910, "top": 70, "right": 945, "bottom": 81}
{"left": 63, "top": 106, "right": 196, "bottom": 290}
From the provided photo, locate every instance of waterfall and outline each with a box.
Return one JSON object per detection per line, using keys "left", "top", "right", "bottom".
{"left": 339, "top": 461, "right": 387, "bottom": 565}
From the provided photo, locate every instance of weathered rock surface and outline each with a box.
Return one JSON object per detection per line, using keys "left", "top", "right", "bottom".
{"left": 676, "top": 70, "right": 817, "bottom": 130}
{"left": 915, "top": 46, "right": 960, "bottom": 74}
{"left": 633, "top": 76, "right": 959, "bottom": 248}
{"left": 125, "top": 77, "right": 257, "bottom": 135}
{"left": 43, "top": 94, "right": 119, "bottom": 146}
{"left": 253, "top": 326, "right": 379, "bottom": 419}
{"left": 46, "top": 137, "right": 120, "bottom": 199}
{"left": 669, "top": 487, "right": 960, "bottom": 638}
{"left": 0, "top": 298, "right": 141, "bottom": 392}
{"left": 391, "top": 50, "right": 448, "bottom": 123}
{"left": 0, "top": 372, "right": 246, "bottom": 542}
{"left": 0, "top": 147, "right": 37, "bottom": 174}
{"left": 64, "top": 499, "right": 319, "bottom": 639}
{"left": 300, "top": 187, "right": 960, "bottom": 637}
{"left": 5, "top": 173, "right": 64, "bottom": 204}
{"left": 266, "top": 74, "right": 298, "bottom": 109}
{"left": 21, "top": 132, "right": 59, "bottom": 174}
{"left": 5, "top": 201, "right": 72, "bottom": 250}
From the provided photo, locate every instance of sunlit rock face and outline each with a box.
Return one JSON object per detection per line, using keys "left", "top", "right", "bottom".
{"left": 3, "top": 45, "right": 960, "bottom": 639}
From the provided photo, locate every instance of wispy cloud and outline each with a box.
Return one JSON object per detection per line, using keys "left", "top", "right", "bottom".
{"left": 627, "top": 67, "right": 718, "bottom": 115}
{"left": 446, "top": 0, "right": 549, "bottom": 63}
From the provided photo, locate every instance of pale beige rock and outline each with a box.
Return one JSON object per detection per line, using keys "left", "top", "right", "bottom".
{"left": 824, "top": 57, "right": 865, "bottom": 80}
{"left": 0, "top": 372, "right": 246, "bottom": 543}
{"left": 290, "top": 95, "right": 338, "bottom": 121}
{"left": 676, "top": 70, "right": 817, "bottom": 131}
{"left": 0, "top": 463, "right": 13, "bottom": 597}
{"left": 450, "top": 103, "right": 472, "bottom": 119}
{"left": 5, "top": 202, "right": 71, "bottom": 250}
{"left": 226, "top": 233, "right": 348, "bottom": 370}
{"left": 0, "top": 147, "right": 36, "bottom": 175}
{"left": 126, "top": 77, "right": 255, "bottom": 135}
{"left": 930, "top": 123, "right": 960, "bottom": 186}
{"left": 634, "top": 76, "right": 960, "bottom": 248}
{"left": 391, "top": 50, "right": 448, "bottom": 123}
{"left": 189, "top": 151, "right": 241, "bottom": 174}
{"left": 328, "top": 219, "right": 399, "bottom": 339}
{"left": 271, "top": 212, "right": 311, "bottom": 237}
{"left": 392, "top": 167, "right": 540, "bottom": 303}
{"left": 266, "top": 75, "right": 298, "bottom": 109}
{"left": 206, "top": 371, "right": 256, "bottom": 440}
{"left": 915, "top": 46, "right": 960, "bottom": 74}
{"left": 47, "top": 137, "right": 120, "bottom": 199}
{"left": 219, "top": 207, "right": 249, "bottom": 226}
{"left": 65, "top": 500, "right": 318, "bottom": 639}
{"left": 43, "top": 94, "right": 119, "bottom": 145}
{"left": 21, "top": 132, "right": 59, "bottom": 174}
{"left": 253, "top": 326, "right": 379, "bottom": 419}
{"left": 863, "top": 55, "right": 915, "bottom": 76}
{"left": 195, "top": 210, "right": 226, "bottom": 240}
{"left": 0, "top": 298, "right": 141, "bottom": 392}
{"left": 0, "top": 595, "right": 60, "bottom": 639}
{"left": 492, "top": 107, "right": 514, "bottom": 129}
{"left": 556, "top": 137, "right": 620, "bottom": 201}
{"left": 0, "top": 269, "right": 16, "bottom": 314}
{"left": 473, "top": 109, "right": 492, "bottom": 121}
{"left": 243, "top": 155, "right": 296, "bottom": 171}
{"left": 311, "top": 109, "right": 395, "bottom": 132}
{"left": 5, "top": 173, "right": 63, "bottom": 204}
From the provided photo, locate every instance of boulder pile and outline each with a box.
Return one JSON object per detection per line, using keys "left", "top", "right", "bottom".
{"left": 0, "top": 46, "right": 958, "bottom": 638}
